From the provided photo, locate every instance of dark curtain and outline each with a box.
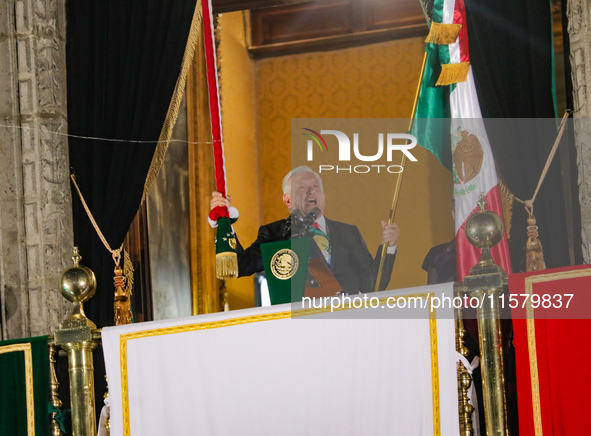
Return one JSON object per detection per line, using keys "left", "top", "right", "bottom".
{"left": 464, "top": 3, "right": 571, "bottom": 433}
{"left": 66, "top": 0, "right": 197, "bottom": 329}
{"left": 465, "top": 0, "right": 571, "bottom": 272}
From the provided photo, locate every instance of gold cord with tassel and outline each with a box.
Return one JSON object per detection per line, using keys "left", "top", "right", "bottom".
{"left": 525, "top": 210, "right": 546, "bottom": 272}
{"left": 113, "top": 263, "right": 132, "bottom": 326}
{"left": 497, "top": 110, "right": 571, "bottom": 272}
{"left": 70, "top": 174, "right": 134, "bottom": 325}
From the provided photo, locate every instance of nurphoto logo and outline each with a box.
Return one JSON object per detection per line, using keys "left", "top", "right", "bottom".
{"left": 303, "top": 128, "right": 418, "bottom": 174}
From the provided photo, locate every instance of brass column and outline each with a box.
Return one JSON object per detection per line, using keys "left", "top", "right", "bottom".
{"left": 59, "top": 339, "right": 99, "bottom": 434}
{"left": 455, "top": 284, "right": 474, "bottom": 436}
{"left": 53, "top": 248, "right": 100, "bottom": 436}
{"left": 462, "top": 195, "right": 508, "bottom": 435}
{"left": 49, "top": 342, "right": 63, "bottom": 436}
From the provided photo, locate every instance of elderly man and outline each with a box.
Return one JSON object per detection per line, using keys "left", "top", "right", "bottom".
{"left": 210, "top": 166, "right": 399, "bottom": 294}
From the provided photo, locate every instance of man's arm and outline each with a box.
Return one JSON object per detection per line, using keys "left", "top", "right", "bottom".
{"left": 236, "top": 223, "right": 282, "bottom": 277}
{"left": 369, "top": 221, "right": 400, "bottom": 292}
{"left": 371, "top": 247, "right": 397, "bottom": 292}
{"left": 210, "top": 191, "right": 289, "bottom": 277}
{"left": 209, "top": 192, "right": 238, "bottom": 227}
{"left": 328, "top": 220, "right": 398, "bottom": 294}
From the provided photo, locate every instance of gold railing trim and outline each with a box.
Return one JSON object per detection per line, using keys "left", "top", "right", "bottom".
{"left": 525, "top": 268, "right": 591, "bottom": 436}
{"left": 0, "top": 343, "right": 35, "bottom": 436}
{"left": 526, "top": 317, "right": 542, "bottom": 436}
{"left": 430, "top": 310, "right": 441, "bottom": 436}
{"left": 120, "top": 292, "right": 442, "bottom": 435}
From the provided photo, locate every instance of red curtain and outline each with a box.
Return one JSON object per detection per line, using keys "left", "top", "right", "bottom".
{"left": 510, "top": 264, "right": 591, "bottom": 435}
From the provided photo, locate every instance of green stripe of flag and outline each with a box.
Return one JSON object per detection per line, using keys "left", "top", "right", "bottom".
{"left": 411, "top": 0, "right": 455, "bottom": 171}
{"left": 412, "top": 42, "right": 454, "bottom": 171}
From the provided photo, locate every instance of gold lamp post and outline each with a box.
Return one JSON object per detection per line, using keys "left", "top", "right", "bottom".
{"left": 462, "top": 194, "right": 508, "bottom": 435}
{"left": 54, "top": 247, "right": 101, "bottom": 436}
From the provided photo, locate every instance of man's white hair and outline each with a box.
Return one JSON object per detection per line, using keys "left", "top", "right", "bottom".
{"left": 282, "top": 166, "right": 323, "bottom": 194}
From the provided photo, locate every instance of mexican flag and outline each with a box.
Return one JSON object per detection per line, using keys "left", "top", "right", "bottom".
{"left": 413, "top": 0, "right": 512, "bottom": 279}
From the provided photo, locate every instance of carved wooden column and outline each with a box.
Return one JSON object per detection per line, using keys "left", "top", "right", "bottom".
{"left": 567, "top": 0, "right": 591, "bottom": 262}
{"left": 0, "top": 0, "right": 72, "bottom": 339}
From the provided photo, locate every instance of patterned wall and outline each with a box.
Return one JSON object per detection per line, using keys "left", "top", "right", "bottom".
{"left": 255, "top": 37, "right": 455, "bottom": 290}
{"left": 257, "top": 37, "right": 430, "bottom": 222}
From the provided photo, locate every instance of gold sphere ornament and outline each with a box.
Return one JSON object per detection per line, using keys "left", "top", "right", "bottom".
{"left": 59, "top": 247, "right": 96, "bottom": 323}
{"left": 61, "top": 267, "right": 96, "bottom": 303}
{"left": 465, "top": 193, "right": 504, "bottom": 249}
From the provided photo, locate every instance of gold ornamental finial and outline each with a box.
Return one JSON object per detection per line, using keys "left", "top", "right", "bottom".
{"left": 464, "top": 194, "right": 506, "bottom": 275}
{"left": 59, "top": 247, "right": 97, "bottom": 326}
{"left": 72, "top": 246, "right": 82, "bottom": 266}
{"left": 477, "top": 192, "right": 487, "bottom": 212}
{"left": 465, "top": 194, "right": 504, "bottom": 250}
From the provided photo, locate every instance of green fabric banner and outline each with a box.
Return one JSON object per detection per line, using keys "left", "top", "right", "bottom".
{"left": 411, "top": 42, "right": 453, "bottom": 171}
{"left": 412, "top": 0, "right": 454, "bottom": 171}
{"left": 261, "top": 238, "right": 312, "bottom": 304}
{"left": 0, "top": 335, "right": 50, "bottom": 436}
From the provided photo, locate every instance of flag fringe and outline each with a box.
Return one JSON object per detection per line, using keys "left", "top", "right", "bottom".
{"left": 497, "top": 177, "right": 514, "bottom": 239}
{"left": 123, "top": 249, "right": 134, "bottom": 298}
{"left": 425, "top": 22, "right": 461, "bottom": 45}
{"left": 436, "top": 62, "right": 470, "bottom": 86}
{"left": 216, "top": 252, "right": 238, "bottom": 280}
{"left": 141, "top": 0, "right": 203, "bottom": 204}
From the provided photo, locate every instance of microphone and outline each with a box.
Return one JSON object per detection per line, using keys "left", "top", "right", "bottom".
{"left": 283, "top": 209, "right": 302, "bottom": 239}
{"left": 290, "top": 209, "right": 303, "bottom": 220}
{"left": 302, "top": 207, "right": 321, "bottom": 230}
{"left": 289, "top": 208, "right": 320, "bottom": 238}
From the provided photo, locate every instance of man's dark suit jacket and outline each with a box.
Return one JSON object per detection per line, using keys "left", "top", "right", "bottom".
{"left": 236, "top": 217, "right": 396, "bottom": 294}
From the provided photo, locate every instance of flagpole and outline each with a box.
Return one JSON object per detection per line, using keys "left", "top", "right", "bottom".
{"left": 373, "top": 51, "right": 427, "bottom": 293}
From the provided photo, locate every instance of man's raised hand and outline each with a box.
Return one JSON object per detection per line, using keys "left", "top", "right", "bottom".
{"left": 381, "top": 221, "right": 400, "bottom": 247}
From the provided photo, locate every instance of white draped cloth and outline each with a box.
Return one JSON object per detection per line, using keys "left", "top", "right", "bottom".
{"left": 102, "top": 283, "right": 460, "bottom": 436}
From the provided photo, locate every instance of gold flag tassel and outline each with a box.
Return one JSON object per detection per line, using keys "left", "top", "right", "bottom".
{"left": 435, "top": 62, "right": 470, "bottom": 86}
{"left": 215, "top": 216, "right": 239, "bottom": 279}
{"left": 425, "top": 22, "right": 462, "bottom": 45}
{"left": 216, "top": 252, "right": 238, "bottom": 280}
{"left": 525, "top": 206, "right": 546, "bottom": 272}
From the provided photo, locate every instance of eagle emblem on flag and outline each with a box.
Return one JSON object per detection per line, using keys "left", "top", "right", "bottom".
{"left": 453, "top": 129, "right": 484, "bottom": 184}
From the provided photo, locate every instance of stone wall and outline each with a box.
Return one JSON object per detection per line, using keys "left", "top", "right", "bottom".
{"left": 567, "top": 0, "right": 591, "bottom": 263}
{"left": 0, "top": 0, "right": 72, "bottom": 339}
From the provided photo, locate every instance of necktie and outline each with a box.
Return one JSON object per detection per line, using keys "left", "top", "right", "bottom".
{"left": 309, "top": 222, "right": 331, "bottom": 263}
